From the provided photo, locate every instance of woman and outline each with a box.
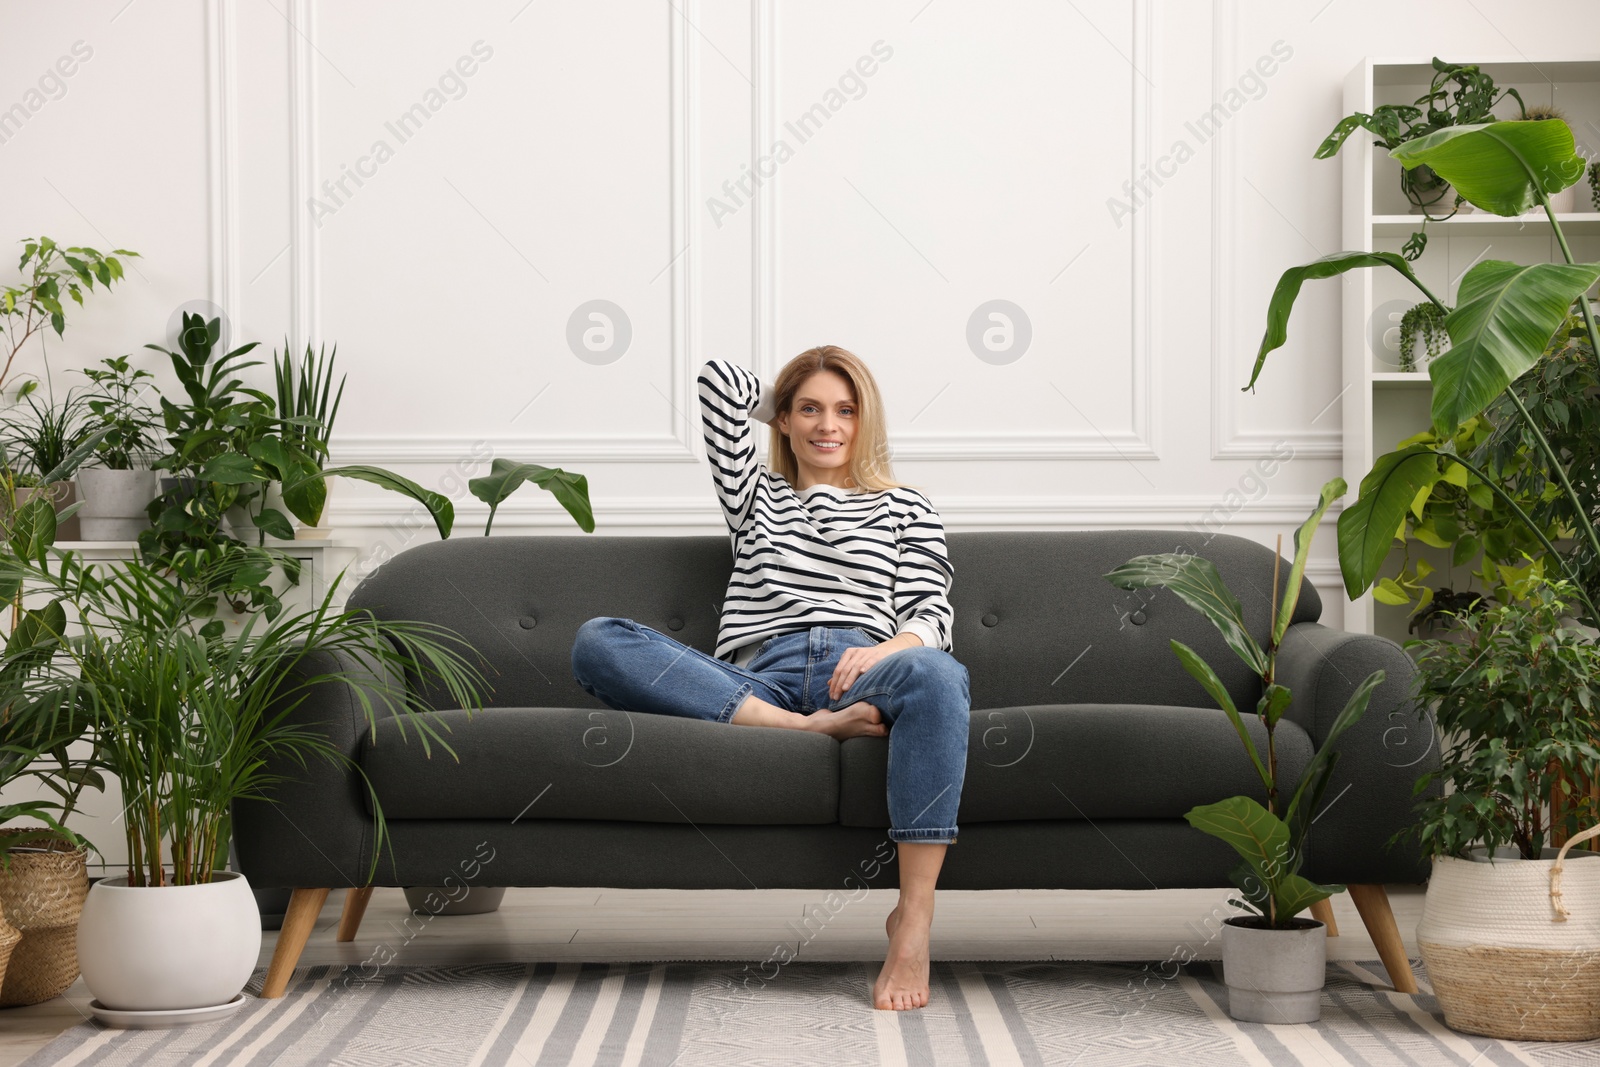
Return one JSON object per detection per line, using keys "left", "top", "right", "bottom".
{"left": 570, "top": 345, "right": 970, "bottom": 1012}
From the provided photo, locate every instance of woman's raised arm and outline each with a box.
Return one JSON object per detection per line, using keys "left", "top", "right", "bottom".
{"left": 697, "top": 358, "right": 776, "bottom": 532}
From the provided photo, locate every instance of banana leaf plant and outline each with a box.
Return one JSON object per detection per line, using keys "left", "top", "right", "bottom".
{"left": 1246, "top": 118, "right": 1600, "bottom": 627}
{"left": 1104, "top": 478, "right": 1385, "bottom": 929}
{"left": 467, "top": 459, "right": 594, "bottom": 535}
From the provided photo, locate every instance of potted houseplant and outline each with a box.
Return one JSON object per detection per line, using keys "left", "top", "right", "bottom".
{"left": 0, "top": 494, "right": 492, "bottom": 1021}
{"left": 1105, "top": 478, "right": 1385, "bottom": 1023}
{"left": 1246, "top": 115, "right": 1600, "bottom": 631}
{"left": 75, "top": 356, "right": 162, "bottom": 540}
{"left": 0, "top": 709, "right": 103, "bottom": 1008}
{"left": 1316, "top": 59, "right": 1525, "bottom": 258}
{"left": 272, "top": 341, "right": 343, "bottom": 538}
{"left": 141, "top": 312, "right": 454, "bottom": 621}
{"left": 1, "top": 387, "right": 94, "bottom": 541}
{"left": 1, "top": 238, "right": 137, "bottom": 400}
{"left": 1389, "top": 578, "right": 1600, "bottom": 1040}
{"left": 1397, "top": 300, "right": 1448, "bottom": 372}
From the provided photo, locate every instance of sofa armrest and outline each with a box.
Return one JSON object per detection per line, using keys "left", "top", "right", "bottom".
{"left": 230, "top": 647, "right": 403, "bottom": 889}
{"left": 1273, "top": 621, "right": 1441, "bottom": 884}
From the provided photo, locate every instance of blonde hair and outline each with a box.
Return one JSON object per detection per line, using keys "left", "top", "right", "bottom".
{"left": 766, "top": 344, "right": 921, "bottom": 494}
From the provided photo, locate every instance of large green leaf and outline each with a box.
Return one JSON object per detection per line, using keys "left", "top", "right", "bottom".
{"left": 466, "top": 459, "right": 595, "bottom": 536}
{"left": 1274, "top": 477, "right": 1345, "bottom": 646}
{"left": 40, "top": 427, "right": 110, "bottom": 485}
{"left": 1185, "top": 797, "right": 1293, "bottom": 891}
{"left": 1432, "top": 259, "right": 1600, "bottom": 433}
{"left": 198, "top": 452, "right": 268, "bottom": 485}
{"left": 1390, "top": 120, "right": 1585, "bottom": 217}
{"left": 1245, "top": 252, "right": 1434, "bottom": 392}
{"left": 7, "top": 496, "right": 57, "bottom": 560}
{"left": 1336, "top": 446, "right": 1439, "bottom": 599}
{"left": 1283, "top": 669, "right": 1385, "bottom": 850}
{"left": 1170, "top": 639, "right": 1270, "bottom": 792}
{"left": 1104, "top": 554, "right": 1265, "bottom": 675}
{"left": 1272, "top": 872, "right": 1342, "bottom": 924}
{"left": 303, "top": 466, "right": 454, "bottom": 539}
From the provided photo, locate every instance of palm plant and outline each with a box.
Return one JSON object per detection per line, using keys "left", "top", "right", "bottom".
{"left": 0, "top": 495, "right": 492, "bottom": 886}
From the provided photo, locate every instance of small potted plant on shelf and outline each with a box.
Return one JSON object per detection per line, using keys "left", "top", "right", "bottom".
{"left": 1316, "top": 58, "right": 1525, "bottom": 258}
{"left": 271, "top": 340, "right": 343, "bottom": 538}
{"left": 1105, "top": 478, "right": 1385, "bottom": 1024}
{"left": 0, "top": 494, "right": 492, "bottom": 1023}
{"left": 1526, "top": 105, "right": 1579, "bottom": 211}
{"left": 1397, "top": 300, "right": 1449, "bottom": 372}
{"left": 75, "top": 356, "right": 162, "bottom": 541}
{"left": 1, "top": 387, "right": 95, "bottom": 541}
{"left": 1389, "top": 577, "right": 1600, "bottom": 1041}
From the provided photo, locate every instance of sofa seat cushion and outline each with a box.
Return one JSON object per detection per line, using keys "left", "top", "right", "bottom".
{"left": 361, "top": 707, "right": 840, "bottom": 825}
{"left": 838, "top": 704, "right": 1313, "bottom": 827}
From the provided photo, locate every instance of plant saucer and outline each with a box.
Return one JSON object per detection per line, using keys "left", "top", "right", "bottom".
{"left": 88, "top": 992, "right": 248, "bottom": 1029}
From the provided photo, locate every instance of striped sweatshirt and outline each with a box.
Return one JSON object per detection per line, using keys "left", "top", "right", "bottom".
{"left": 696, "top": 358, "right": 956, "bottom": 666}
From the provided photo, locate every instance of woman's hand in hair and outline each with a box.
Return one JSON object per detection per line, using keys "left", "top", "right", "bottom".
{"left": 827, "top": 633, "right": 920, "bottom": 702}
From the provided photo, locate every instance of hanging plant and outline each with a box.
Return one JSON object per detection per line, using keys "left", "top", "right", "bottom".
{"left": 1398, "top": 301, "right": 1449, "bottom": 371}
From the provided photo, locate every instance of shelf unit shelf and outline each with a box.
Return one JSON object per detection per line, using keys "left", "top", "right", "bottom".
{"left": 1342, "top": 55, "right": 1600, "bottom": 639}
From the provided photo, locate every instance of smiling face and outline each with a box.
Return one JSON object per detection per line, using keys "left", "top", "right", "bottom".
{"left": 777, "top": 369, "right": 857, "bottom": 490}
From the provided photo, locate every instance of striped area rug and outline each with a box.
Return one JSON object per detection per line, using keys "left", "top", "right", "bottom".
{"left": 22, "top": 957, "right": 1600, "bottom": 1066}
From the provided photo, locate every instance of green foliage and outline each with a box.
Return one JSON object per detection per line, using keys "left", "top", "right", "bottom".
{"left": 1398, "top": 302, "right": 1448, "bottom": 373}
{"left": 467, "top": 459, "right": 595, "bottom": 536}
{"left": 1316, "top": 58, "right": 1526, "bottom": 257}
{"left": 79, "top": 356, "right": 161, "bottom": 471}
{"left": 273, "top": 342, "right": 343, "bottom": 469}
{"left": 1105, "top": 479, "right": 1382, "bottom": 928}
{"left": 1247, "top": 113, "right": 1600, "bottom": 628}
{"left": 1391, "top": 579, "right": 1600, "bottom": 862}
{"left": 2, "top": 389, "right": 94, "bottom": 482}
{"left": 0, "top": 518, "right": 493, "bottom": 887}
{"left": 1, "top": 237, "right": 139, "bottom": 396}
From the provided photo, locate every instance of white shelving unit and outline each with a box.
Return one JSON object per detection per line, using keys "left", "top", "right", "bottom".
{"left": 1340, "top": 56, "right": 1600, "bottom": 639}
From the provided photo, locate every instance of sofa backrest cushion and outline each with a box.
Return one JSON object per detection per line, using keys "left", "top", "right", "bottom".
{"left": 347, "top": 530, "right": 1319, "bottom": 713}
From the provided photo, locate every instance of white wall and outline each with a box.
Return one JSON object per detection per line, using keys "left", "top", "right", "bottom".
{"left": 5, "top": 0, "right": 1597, "bottom": 626}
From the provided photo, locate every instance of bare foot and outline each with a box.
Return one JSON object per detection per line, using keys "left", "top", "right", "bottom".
{"left": 801, "top": 700, "right": 888, "bottom": 740}
{"left": 874, "top": 903, "right": 932, "bottom": 1010}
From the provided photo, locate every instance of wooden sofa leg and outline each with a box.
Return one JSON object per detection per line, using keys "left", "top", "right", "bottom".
{"left": 338, "top": 886, "right": 374, "bottom": 942}
{"left": 1348, "top": 883, "right": 1418, "bottom": 994}
{"left": 261, "top": 888, "right": 330, "bottom": 999}
{"left": 1310, "top": 897, "right": 1339, "bottom": 936}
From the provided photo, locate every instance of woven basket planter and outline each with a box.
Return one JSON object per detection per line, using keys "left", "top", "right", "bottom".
{"left": 0, "top": 829, "right": 90, "bottom": 1007}
{"left": 1418, "top": 823, "right": 1600, "bottom": 1041}
{"left": 0, "top": 905, "right": 20, "bottom": 992}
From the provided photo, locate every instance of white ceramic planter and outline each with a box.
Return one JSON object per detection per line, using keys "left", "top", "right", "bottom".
{"left": 77, "top": 872, "right": 261, "bottom": 1012}
{"left": 1549, "top": 184, "right": 1578, "bottom": 213}
{"left": 76, "top": 468, "right": 159, "bottom": 541}
{"left": 1220, "top": 915, "right": 1327, "bottom": 1023}
{"left": 1418, "top": 844, "right": 1600, "bottom": 1040}
{"left": 224, "top": 483, "right": 289, "bottom": 541}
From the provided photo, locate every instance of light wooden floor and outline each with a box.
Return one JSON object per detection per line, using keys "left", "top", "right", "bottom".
{"left": 0, "top": 883, "right": 1426, "bottom": 1065}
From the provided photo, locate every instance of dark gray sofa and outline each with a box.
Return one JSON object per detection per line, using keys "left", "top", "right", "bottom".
{"left": 234, "top": 530, "right": 1439, "bottom": 998}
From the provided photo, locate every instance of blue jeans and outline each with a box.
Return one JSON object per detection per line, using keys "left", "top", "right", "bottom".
{"left": 570, "top": 618, "right": 970, "bottom": 844}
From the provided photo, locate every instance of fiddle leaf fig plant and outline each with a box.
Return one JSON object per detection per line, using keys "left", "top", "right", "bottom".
{"left": 1246, "top": 116, "right": 1600, "bottom": 628}
{"left": 1104, "top": 478, "right": 1385, "bottom": 928}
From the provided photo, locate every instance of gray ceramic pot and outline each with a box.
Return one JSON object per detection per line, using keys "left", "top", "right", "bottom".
{"left": 75, "top": 468, "right": 159, "bottom": 540}
{"left": 1220, "top": 914, "right": 1327, "bottom": 1023}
